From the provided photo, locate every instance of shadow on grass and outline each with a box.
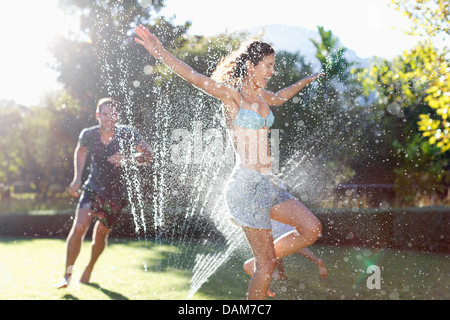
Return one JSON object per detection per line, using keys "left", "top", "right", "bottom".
{"left": 193, "top": 252, "right": 249, "bottom": 300}
{"left": 113, "top": 238, "right": 248, "bottom": 299}
{"left": 83, "top": 283, "right": 129, "bottom": 300}
{"left": 127, "top": 238, "right": 228, "bottom": 274}
{"left": 3, "top": 237, "right": 448, "bottom": 300}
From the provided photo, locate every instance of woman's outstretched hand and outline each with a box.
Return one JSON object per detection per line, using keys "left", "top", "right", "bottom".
{"left": 134, "top": 25, "right": 164, "bottom": 58}
{"left": 312, "top": 72, "right": 326, "bottom": 81}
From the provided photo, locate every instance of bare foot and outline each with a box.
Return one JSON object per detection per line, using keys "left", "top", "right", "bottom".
{"left": 243, "top": 259, "right": 276, "bottom": 298}
{"left": 266, "top": 289, "right": 276, "bottom": 298}
{"left": 317, "top": 259, "right": 328, "bottom": 279}
{"left": 80, "top": 267, "right": 92, "bottom": 284}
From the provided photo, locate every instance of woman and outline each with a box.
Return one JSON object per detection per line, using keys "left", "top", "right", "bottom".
{"left": 135, "top": 25, "right": 323, "bottom": 300}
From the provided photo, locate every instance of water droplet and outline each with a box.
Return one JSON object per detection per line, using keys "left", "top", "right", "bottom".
{"left": 389, "top": 291, "right": 400, "bottom": 300}
{"left": 138, "top": 0, "right": 153, "bottom": 8}
{"left": 144, "top": 65, "right": 153, "bottom": 75}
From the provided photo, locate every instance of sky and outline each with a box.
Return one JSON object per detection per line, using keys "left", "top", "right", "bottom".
{"left": 0, "top": 0, "right": 420, "bottom": 107}
{"left": 160, "top": 0, "right": 419, "bottom": 57}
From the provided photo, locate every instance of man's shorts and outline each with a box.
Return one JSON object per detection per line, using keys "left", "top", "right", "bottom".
{"left": 225, "top": 167, "right": 294, "bottom": 229}
{"left": 78, "top": 189, "right": 128, "bottom": 229}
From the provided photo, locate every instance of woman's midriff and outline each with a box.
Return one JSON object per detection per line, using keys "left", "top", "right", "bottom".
{"left": 229, "top": 127, "right": 273, "bottom": 174}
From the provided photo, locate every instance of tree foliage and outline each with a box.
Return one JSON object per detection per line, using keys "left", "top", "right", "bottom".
{"left": 390, "top": 0, "right": 450, "bottom": 37}
{"left": 0, "top": 103, "right": 24, "bottom": 198}
{"left": 390, "top": 0, "right": 450, "bottom": 154}
{"left": 416, "top": 46, "right": 450, "bottom": 152}
{"left": 50, "top": 0, "right": 190, "bottom": 125}
{"left": 358, "top": 42, "right": 450, "bottom": 204}
{"left": 0, "top": 94, "right": 82, "bottom": 202}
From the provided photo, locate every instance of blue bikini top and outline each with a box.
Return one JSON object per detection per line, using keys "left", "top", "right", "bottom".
{"left": 232, "top": 96, "right": 275, "bottom": 129}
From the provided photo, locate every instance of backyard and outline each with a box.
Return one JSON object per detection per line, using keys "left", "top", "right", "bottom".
{"left": 0, "top": 0, "right": 448, "bottom": 307}
{"left": 0, "top": 237, "right": 447, "bottom": 300}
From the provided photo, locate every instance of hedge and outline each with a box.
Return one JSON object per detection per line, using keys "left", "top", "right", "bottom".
{"left": 315, "top": 207, "right": 449, "bottom": 253}
{"left": 0, "top": 207, "right": 448, "bottom": 253}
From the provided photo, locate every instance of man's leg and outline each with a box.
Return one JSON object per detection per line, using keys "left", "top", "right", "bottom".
{"left": 57, "top": 207, "right": 94, "bottom": 288}
{"left": 80, "top": 220, "right": 112, "bottom": 284}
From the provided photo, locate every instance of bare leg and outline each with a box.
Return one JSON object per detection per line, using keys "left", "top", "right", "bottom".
{"left": 242, "top": 227, "right": 277, "bottom": 300}
{"left": 270, "top": 199, "right": 322, "bottom": 258}
{"left": 57, "top": 207, "right": 94, "bottom": 289}
{"left": 80, "top": 220, "right": 111, "bottom": 284}
{"left": 272, "top": 258, "right": 287, "bottom": 280}
{"left": 243, "top": 199, "right": 322, "bottom": 285}
{"left": 247, "top": 248, "right": 327, "bottom": 280}
{"left": 297, "top": 248, "right": 328, "bottom": 279}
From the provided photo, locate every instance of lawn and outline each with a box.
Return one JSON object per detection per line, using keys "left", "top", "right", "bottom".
{"left": 0, "top": 237, "right": 448, "bottom": 300}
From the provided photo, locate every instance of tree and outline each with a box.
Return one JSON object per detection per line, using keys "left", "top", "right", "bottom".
{"left": 390, "top": 0, "right": 450, "bottom": 154}
{"left": 358, "top": 42, "right": 450, "bottom": 204}
{"left": 0, "top": 102, "right": 25, "bottom": 199}
{"left": 416, "top": 46, "right": 450, "bottom": 152}
{"left": 0, "top": 94, "right": 83, "bottom": 203}
{"left": 311, "top": 26, "right": 354, "bottom": 82}
{"left": 50, "top": 0, "right": 190, "bottom": 126}
{"left": 263, "top": 26, "right": 377, "bottom": 206}
{"left": 390, "top": 0, "right": 450, "bottom": 38}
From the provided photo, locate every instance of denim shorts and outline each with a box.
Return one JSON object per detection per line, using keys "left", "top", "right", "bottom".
{"left": 225, "top": 167, "right": 294, "bottom": 229}
{"left": 271, "top": 219, "right": 296, "bottom": 239}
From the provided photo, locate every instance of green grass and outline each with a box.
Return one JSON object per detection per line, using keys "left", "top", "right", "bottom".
{"left": 0, "top": 237, "right": 448, "bottom": 300}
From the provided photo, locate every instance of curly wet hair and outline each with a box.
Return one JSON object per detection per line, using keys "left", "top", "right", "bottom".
{"left": 212, "top": 41, "right": 275, "bottom": 88}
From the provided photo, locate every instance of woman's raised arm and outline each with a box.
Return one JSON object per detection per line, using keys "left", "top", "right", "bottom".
{"left": 135, "top": 25, "right": 239, "bottom": 107}
{"left": 262, "top": 72, "right": 325, "bottom": 106}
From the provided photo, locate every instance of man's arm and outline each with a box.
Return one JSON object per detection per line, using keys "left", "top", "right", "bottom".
{"left": 68, "top": 143, "right": 87, "bottom": 197}
{"left": 134, "top": 140, "right": 154, "bottom": 165}
{"left": 107, "top": 139, "right": 153, "bottom": 166}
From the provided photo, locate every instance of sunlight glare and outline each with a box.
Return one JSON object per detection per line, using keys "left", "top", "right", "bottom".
{"left": 0, "top": 0, "right": 67, "bottom": 106}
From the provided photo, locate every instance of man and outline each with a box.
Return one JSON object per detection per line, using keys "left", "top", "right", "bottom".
{"left": 57, "top": 98, "right": 153, "bottom": 288}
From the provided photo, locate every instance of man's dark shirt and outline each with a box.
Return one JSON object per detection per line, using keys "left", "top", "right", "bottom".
{"left": 79, "top": 125, "right": 144, "bottom": 200}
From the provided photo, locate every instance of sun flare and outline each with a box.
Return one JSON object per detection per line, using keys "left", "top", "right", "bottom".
{"left": 0, "top": 0, "right": 68, "bottom": 106}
